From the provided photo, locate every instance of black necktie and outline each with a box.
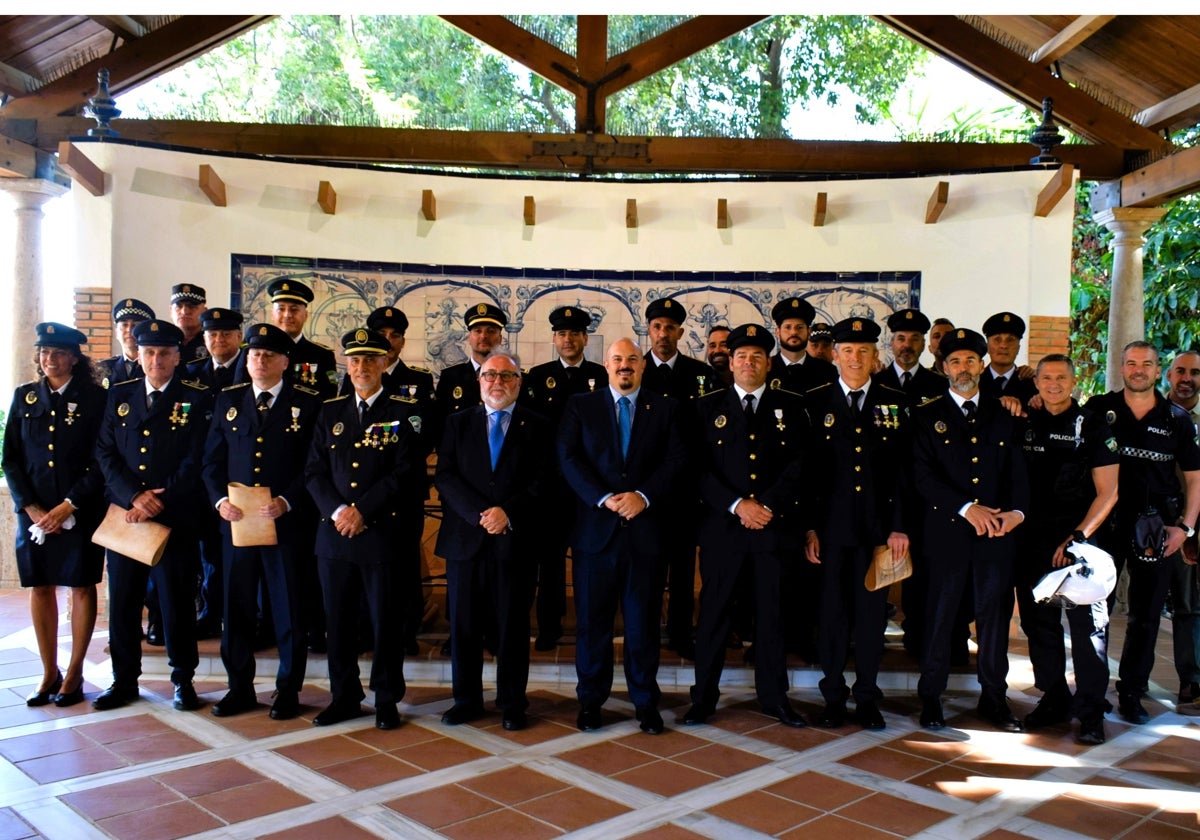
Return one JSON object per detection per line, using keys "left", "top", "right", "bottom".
{"left": 901, "top": 371, "right": 911, "bottom": 389}
{"left": 359, "top": 399, "right": 369, "bottom": 422}
{"left": 214, "top": 364, "right": 231, "bottom": 389}
{"left": 743, "top": 393, "right": 756, "bottom": 419}
{"left": 849, "top": 389, "right": 864, "bottom": 417}
{"left": 963, "top": 400, "right": 977, "bottom": 422}
{"left": 147, "top": 390, "right": 161, "bottom": 410}
{"left": 255, "top": 392, "right": 271, "bottom": 427}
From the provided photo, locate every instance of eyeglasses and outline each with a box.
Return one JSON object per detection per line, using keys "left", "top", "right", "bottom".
{"left": 480, "top": 371, "right": 520, "bottom": 383}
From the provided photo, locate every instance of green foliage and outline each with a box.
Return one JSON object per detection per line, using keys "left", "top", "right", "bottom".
{"left": 1069, "top": 180, "right": 1112, "bottom": 397}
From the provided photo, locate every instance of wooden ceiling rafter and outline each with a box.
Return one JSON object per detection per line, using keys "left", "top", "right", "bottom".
{"left": 1135, "top": 81, "right": 1200, "bottom": 134}
{"left": 1029, "top": 15, "right": 1115, "bottom": 66}
{"left": 88, "top": 15, "right": 147, "bottom": 42}
{"left": 439, "top": 16, "right": 583, "bottom": 97}
{"left": 0, "top": 60, "right": 41, "bottom": 97}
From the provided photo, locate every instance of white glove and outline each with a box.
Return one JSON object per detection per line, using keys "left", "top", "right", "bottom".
{"left": 28, "top": 524, "right": 46, "bottom": 546}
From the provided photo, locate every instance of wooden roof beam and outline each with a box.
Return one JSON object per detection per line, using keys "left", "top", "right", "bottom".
{"left": 1029, "top": 15, "right": 1115, "bottom": 66}
{"left": 575, "top": 16, "right": 608, "bottom": 132}
{"left": 1136, "top": 81, "right": 1200, "bottom": 134}
{"left": 0, "top": 60, "right": 41, "bottom": 97}
{"left": 1119, "top": 144, "right": 1200, "bottom": 207}
{"left": 440, "top": 16, "right": 582, "bottom": 95}
{"left": 878, "top": 15, "right": 1173, "bottom": 155}
{"left": 0, "top": 15, "right": 271, "bottom": 120}
{"left": 89, "top": 15, "right": 147, "bottom": 42}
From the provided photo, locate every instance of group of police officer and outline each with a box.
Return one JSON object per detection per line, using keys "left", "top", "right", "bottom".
{"left": 10, "top": 280, "right": 1200, "bottom": 743}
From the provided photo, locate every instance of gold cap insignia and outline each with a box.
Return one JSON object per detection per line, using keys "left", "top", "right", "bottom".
{"left": 355, "top": 328, "right": 368, "bottom": 343}
{"left": 956, "top": 329, "right": 965, "bottom": 338}
{"left": 150, "top": 322, "right": 160, "bottom": 332}
{"left": 385, "top": 309, "right": 393, "bottom": 316}
{"left": 47, "top": 325, "right": 55, "bottom": 333}
{"left": 477, "top": 304, "right": 487, "bottom": 314}
{"left": 747, "top": 326, "right": 757, "bottom": 336}
{"left": 258, "top": 326, "right": 268, "bottom": 336}
{"left": 213, "top": 311, "right": 221, "bottom": 319}
{"left": 852, "top": 321, "right": 862, "bottom": 331}
{"left": 182, "top": 285, "right": 191, "bottom": 292}
{"left": 125, "top": 299, "right": 133, "bottom": 306}
{"left": 791, "top": 300, "right": 799, "bottom": 308}
{"left": 905, "top": 312, "right": 913, "bottom": 320}
{"left": 664, "top": 301, "right": 672, "bottom": 308}
{"left": 1003, "top": 314, "right": 1011, "bottom": 322}
{"left": 565, "top": 308, "right": 572, "bottom": 316}
{"left": 281, "top": 283, "right": 290, "bottom": 291}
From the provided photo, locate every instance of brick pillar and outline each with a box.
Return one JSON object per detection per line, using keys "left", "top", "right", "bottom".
{"left": 1027, "top": 315, "right": 1069, "bottom": 364}
{"left": 75, "top": 286, "right": 113, "bottom": 356}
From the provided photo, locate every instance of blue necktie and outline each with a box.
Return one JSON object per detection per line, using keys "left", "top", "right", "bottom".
{"left": 617, "top": 396, "right": 632, "bottom": 458}
{"left": 489, "top": 411, "right": 506, "bottom": 469}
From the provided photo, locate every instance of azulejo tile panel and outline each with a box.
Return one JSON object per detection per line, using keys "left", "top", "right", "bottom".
{"left": 232, "top": 255, "right": 919, "bottom": 372}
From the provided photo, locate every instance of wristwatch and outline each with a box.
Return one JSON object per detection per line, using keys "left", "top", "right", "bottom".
{"left": 1181, "top": 522, "right": 1196, "bottom": 539}
{"left": 1071, "top": 529, "right": 1087, "bottom": 543}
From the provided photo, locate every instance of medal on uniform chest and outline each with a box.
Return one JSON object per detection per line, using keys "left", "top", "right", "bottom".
{"left": 697, "top": 375, "right": 708, "bottom": 396}
{"left": 824, "top": 413, "right": 835, "bottom": 428}
{"left": 289, "top": 406, "right": 302, "bottom": 432}
{"left": 169, "top": 402, "right": 192, "bottom": 426}
{"left": 775, "top": 408, "right": 785, "bottom": 431}
{"left": 65, "top": 402, "right": 78, "bottom": 425}
{"left": 226, "top": 406, "right": 238, "bottom": 422}
{"left": 714, "top": 414, "right": 727, "bottom": 429}
{"left": 407, "top": 384, "right": 418, "bottom": 398}
{"left": 388, "top": 419, "right": 400, "bottom": 443}
{"left": 587, "top": 378, "right": 596, "bottom": 391}
{"left": 452, "top": 385, "right": 463, "bottom": 400}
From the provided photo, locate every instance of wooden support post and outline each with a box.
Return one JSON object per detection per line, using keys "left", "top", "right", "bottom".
{"left": 198, "top": 163, "right": 226, "bottom": 207}
{"left": 717, "top": 198, "right": 730, "bottom": 229}
{"left": 317, "top": 180, "right": 337, "bottom": 214}
{"left": 1034, "top": 164, "right": 1075, "bottom": 217}
{"left": 421, "top": 189, "right": 437, "bottom": 220}
{"left": 813, "top": 191, "right": 828, "bottom": 227}
{"left": 56, "top": 141, "right": 106, "bottom": 196}
{"left": 523, "top": 195, "right": 536, "bottom": 225}
{"left": 626, "top": 198, "right": 638, "bottom": 228}
{"left": 925, "top": 181, "right": 949, "bottom": 224}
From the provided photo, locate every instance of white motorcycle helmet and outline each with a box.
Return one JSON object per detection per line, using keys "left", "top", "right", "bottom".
{"left": 1031, "top": 540, "right": 1117, "bottom": 608}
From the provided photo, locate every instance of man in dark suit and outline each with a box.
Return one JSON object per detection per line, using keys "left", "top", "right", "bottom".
{"left": 980, "top": 311, "right": 1037, "bottom": 403}
{"left": 304, "top": 328, "right": 415, "bottom": 730}
{"left": 912, "top": 328, "right": 1029, "bottom": 732}
{"left": 806, "top": 318, "right": 912, "bottom": 730}
{"left": 559, "top": 337, "right": 686, "bottom": 734}
{"left": 97, "top": 298, "right": 154, "bottom": 389}
{"left": 268, "top": 278, "right": 339, "bottom": 399}
{"left": 202, "top": 324, "right": 323, "bottom": 720}
{"left": 768, "top": 297, "right": 837, "bottom": 393}
{"left": 436, "top": 302, "right": 508, "bottom": 419}
{"left": 170, "top": 284, "right": 209, "bottom": 366}
{"left": 93, "top": 319, "right": 214, "bottom": 712}
{"left": 640, "top": 296, "right": 717, "bottom": 659}
{"left": 435, "top": 354, "right": 551, "bottom": 731}
{"left": 683, "top": 324, "right": 810, "bottom": 729}
{"left": 874, "top": 309, "right": 945, "bottom": 403}
{"left": 521, "top": 305, "right": 608, "bottom": 650}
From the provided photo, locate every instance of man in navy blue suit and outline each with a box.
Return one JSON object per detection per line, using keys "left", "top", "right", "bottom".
{"left": 435, "top": 354, "right": 551, "bottom": 731}
{"left": 558, "top": 337, "right": 686, "bottom": 734}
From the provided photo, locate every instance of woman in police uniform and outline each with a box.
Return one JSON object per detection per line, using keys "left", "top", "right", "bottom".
{"left": 2, "top": 323, "right": 107, "bottom": 707}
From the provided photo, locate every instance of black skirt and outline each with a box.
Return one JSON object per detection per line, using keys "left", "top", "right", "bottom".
{"left": 15, "top": 510, "right": 104, "bottom": 588}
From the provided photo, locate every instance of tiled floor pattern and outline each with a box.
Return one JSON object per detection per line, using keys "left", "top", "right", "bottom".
{"left": 0, "top": 589, "right": 1198, "bottom": 839}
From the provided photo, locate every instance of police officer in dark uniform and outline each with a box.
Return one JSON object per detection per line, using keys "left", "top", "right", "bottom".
{"left": 768, "top": 297, "right": 837, "bottom": 393}
{"left": 684, "top": 324, "right": 810, "bottom": 729}
{"left": 521, "top": 305, "right": 608, "bottom": 649}
{"left": 4, "top": 323, "right": 107, "bottom": 707}
{"left": 1017, "top": 354, "right": 1119, "bottom": 745}
{"left": 98, "top": 298, "right": 155, "bottom": 388}
{"left": 338, "top": 306, "right": 435, "bottom": 406}
{"left": 912, "top": 328, "right": 1029, "bottom": 731}
{"left": 268, "top": 278, "right": 339, "bottom": 399}
{"left": 202, "top": 323, "right": 323, "bottom": 720}
{"left": 875, "top": 308, "right": 945, "bottom": 403}
{"left": 1086, "top": 340, "right": 1200, "bottom": 724}
{"left": 980, "top": 312, "right": 1037, "bottom": 403}
{"left": 93, "top": 319, "right": 214, "bottom": 712}
{"left": 170, "top": 284, "right": 209, "bottom": 366}
{"left": 806, "top": 317, "right": 912, "bottom": 730}
{"left": 436, "top": 302, "right": 507, "bottom": 419}
{"left": 304, "top": 328, "right": 416, "bottom": 730}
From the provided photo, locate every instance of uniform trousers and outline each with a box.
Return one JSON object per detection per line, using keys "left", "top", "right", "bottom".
{"left": 1172, "top": 556, "right": 1200, "bottom": 687}
{"left": 574, "top": 532, "right": 664, "bottom": 709}
{"left": 818, "top": 545, "right": 888, "bottom": 706}
{"left": 222, "top": 542, "right": 306, "bottom": 696}
{"left": 1107, "top": 550, "right": 1174, "bottom": 699}
{"left": 1015, "top": 584, "right": 1109, "bottom": 717}
{"left": 692, "top": 546, "right": 789, "bottom": 708}
{"left": 447, "top": 537, "right": 533, "bottom": 712}
{"left": 533, "top": 488, "right": 573, "bottom": 640}
{"left": 106, "top": 536, "right": 200, "bottom": 686}
{"left": 197, "top": 515, "right": 223, "bottom": 628}
{"left": 398, "top": 503, "right": 426, "bottom": 646}
{"left": 318, "top": 556, "right": 406, "bottom": 706}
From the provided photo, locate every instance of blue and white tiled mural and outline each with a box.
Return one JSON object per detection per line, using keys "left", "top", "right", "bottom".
{"left": 232, "top": 255, "right": 920, "bottom": 372}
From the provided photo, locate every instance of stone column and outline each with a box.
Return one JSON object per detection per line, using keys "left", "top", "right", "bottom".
{"left": 1093, "top": 207, "right": 1167, "bottom": 392}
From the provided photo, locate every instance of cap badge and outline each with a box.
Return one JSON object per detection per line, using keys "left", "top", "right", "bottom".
{"left": 905, "top": 312, "right": 913, "bottom": 320}
{"left": 852, "top": 321, "right": 862, "bottom": 331}
{"left": 46, "top": 325, "right": 55, "bottom": 334}
{"left": 126, "top": 299, "right": 133, "bottom": 306}
{"left": 281, "top": 283, "right": 290, "bottom": 291}
{"left": 213, "top": 311, "right": 221, "bottom": 319}
{"left": 355, "top": 328, "right": 368, "bottom": 343}
{"left": 150, "top": 322, "right": 159, "bottom": 332}
{"left": 747, "top": 326, "right": 757, "bottom": 336}
{"left": 664, "top": 300, "right": 672, "bottom": 308}
{"left": 477, "top": 304, "right": 487, "bottom": 314}
{"left": 182, "top": 285, "right": 191, "bottom": 292}
{"left": 258, "top": 326, "right": 268, "bottom": 336}
{"left": 956, "top": 329, "right": 965, "bottom": 338}
{"left": 385, "top": 309, "right": 393, "bottom": 316}
{"left": 564, "top": 308, "right": 572, "bottom": 316}
{"left": 791, "top": 300, "right": 799, "bottom": 308}
{"left": 1003, "top": 314, "right": 1011, "bottom": 322}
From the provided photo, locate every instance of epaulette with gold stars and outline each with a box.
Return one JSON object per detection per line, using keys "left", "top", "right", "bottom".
{"left": 294, "top": 385, "right": 320, "bottom": 396}
{"left": 182, "top": 380, "right": 209, "bottom": 391}
{"left": 223, "top": 382, "right": 251, "bottom": 392}
{"left": 389, "top": 394, "right": 417, "bottom": 404}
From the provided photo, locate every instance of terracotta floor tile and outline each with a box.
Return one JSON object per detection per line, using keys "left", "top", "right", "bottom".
{"left": 839, "top": 744, "right": 941, "bottom": 781}
{"left": 780, "top": 812, "right": 900, "bottom": 840}
{"left": 1026, "top": 795, "right": 1144, "bottom": 839}
{"left": 673, "top": 742, "right": 772, "bottom": 777}
{"left": 76, "top": 713, "right": 172, "bottom": 745}
{"left": 350, "top": 721, "right": 442, "bottom": 750}
{"left": 559, "top": 741, "right": 658, "bottom": 776}
{"left": 193, "top": 778, "right": 311, "bottom": 823}
{"left": 257, "top": 816, "right": 382, "bottom": 840}
{"left": 625, "top": 825, "right": 710, "bottom": 839}
{"left": 1019, "top": 727, "right": 1093, "bottom": 756}
{"left": 18, "top": 745, "right": 127, "bottom": 784}
{"left": 392, "top": 735, "right": 490, "bottom": 771}
{"left": 1153, "top": 809, "right": 1200, "bottom": 831}
{"left": 440, "top": 806, "right": 563, "bottom": 840}
{"left": 105, "top": 730, "right": 206, "bottom": 764}
{"left": 97, "top": 800, "right": 224, "bottom": 840}
{"left": 885, "top": 730, "right": 976, "bottom": 762}
{"left": 274, "top": 734, "right": 377, "bottom": 769}
{"left": 707, "top": 790, "right": 822, "bottom": 834}
{"left": 0, "top": 648, "right": 40, "bottom": 665}
{"left": 909, "top": 763, "right": 1004, "bottom": 801}
{"left": 976, "top": 831, "right": 1037, "bottom": 840}
{"left": 318, "top": 752, "right": 423, "bottom": 790}
{"left": 385, "top": 784, "right": 501, "bottom": 829}
{"left": 949, "top": 757, "right": 1047, "bottom": 780}
{"left": 613, "top": 728, "right": 709, "bottom": 758}
{"left": 837, "top": 791, "right": 953, "bottom": 835}
{"left": 0, "top": 808, "right": 37, "bottom": 840}
{"left": 60, "top": 778, "right": 181, "bottom": 821}
{"left": 400, "top": 684, "right": 455, "bottom": 705}
{"left": 744, "top": 722, "right": 839, "bottom": 752}
{"left": 1120, "top": 821, "right": 1200, "bottom": 840}
{"left": 517, "top": 786, "right": 632, "bottom": 832}
{"left": 0, "top": 727, "right": 94, "bottom": 762}
{"left": 700, "top": 705, "right": 780, "bottom": 734}
{"left": 613, "top": 758, "right": 720, "bottom": 797}
{"left": 765, "top": 771, "right": 874, "bottom": 811}
{"left": 477, "top": 718, "right": 578, "bottom": 745}
{"left": 1064, "top": 785, "right": 1160, "bottom": 817}
{"left": 1150, "top": 735, "right": 1200, "bottom": 764}
{"left": 0, "top": 704, "right": 60, "bottom": 727}
{"left": 460, "top": 766, "right": 569, "bottom": 805}
{"left": 154, "top": 758, "right": 266, "bottom": 798}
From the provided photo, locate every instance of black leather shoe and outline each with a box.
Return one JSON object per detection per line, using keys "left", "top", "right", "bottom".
{"left": 1179, "top": 681, "right": 1200, "bottom": 704}
{"left": 173, "top": 681, "right": 202, "bottom": 711}
{"left": 1078, "top": 717, "right": 1106, "bottom": 745}
{"left": 211, "top": 691, "right": 257, "bottom": 717}
{"left": 269, "top": 691, "right": 300, "bottom": 720}
{"left": 682, "top": 703, "right": 714, "bottom": 725}
{"left": 855, "top": 701, "right": 886, "bottom": 730}
{"left": 533, "top": 635, "right": 560, "bottom": 652}
{"left": 920, "top": 699, "right": 945, "bottom": 729}
{"left": 376, "top": 702, "right": 401, "bottom": 730}
{"left": 977, "top": 698, "right": 1022, "bottom": 732}
{"left": 635, "top": 706, "right": 664, "bottom": 734}
{"left": 1118, "top": 697, "right": 1150, "bottom": 724}
{"left": 313, "top": 701, "right": 363, "bottom": 726}
{"left": 441, "top": 703, "right": 485, "bottom": 726}
{"left": 1023, "top": 695, "right": 1071, "bottom": 731}
{"left": 146, "top": 625, "right": 164, "bottom": 646}
{"left": 93, "top": 683, "right": 139, "bottom": 711}
{"left": 815, "top": 704, "right": 846, "bottom": 728}
{"left": 502, "top": 709, "right": 527, "bottom": 731}
{"left": 577, "top": 705, "right": 602, "bottom": 731}
{"left": 762, "top": 703, "right": 807, "bottom": 728}
{"left": 26, "top": 671, "right": 63, "bottom": 707}
{"left": 53, "top": 682, "right": 86, "bottom": 708}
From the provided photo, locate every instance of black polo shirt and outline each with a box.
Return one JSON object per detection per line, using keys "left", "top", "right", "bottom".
{"left": 1021, "top": 401, "right": 1118, "bottom": 534}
